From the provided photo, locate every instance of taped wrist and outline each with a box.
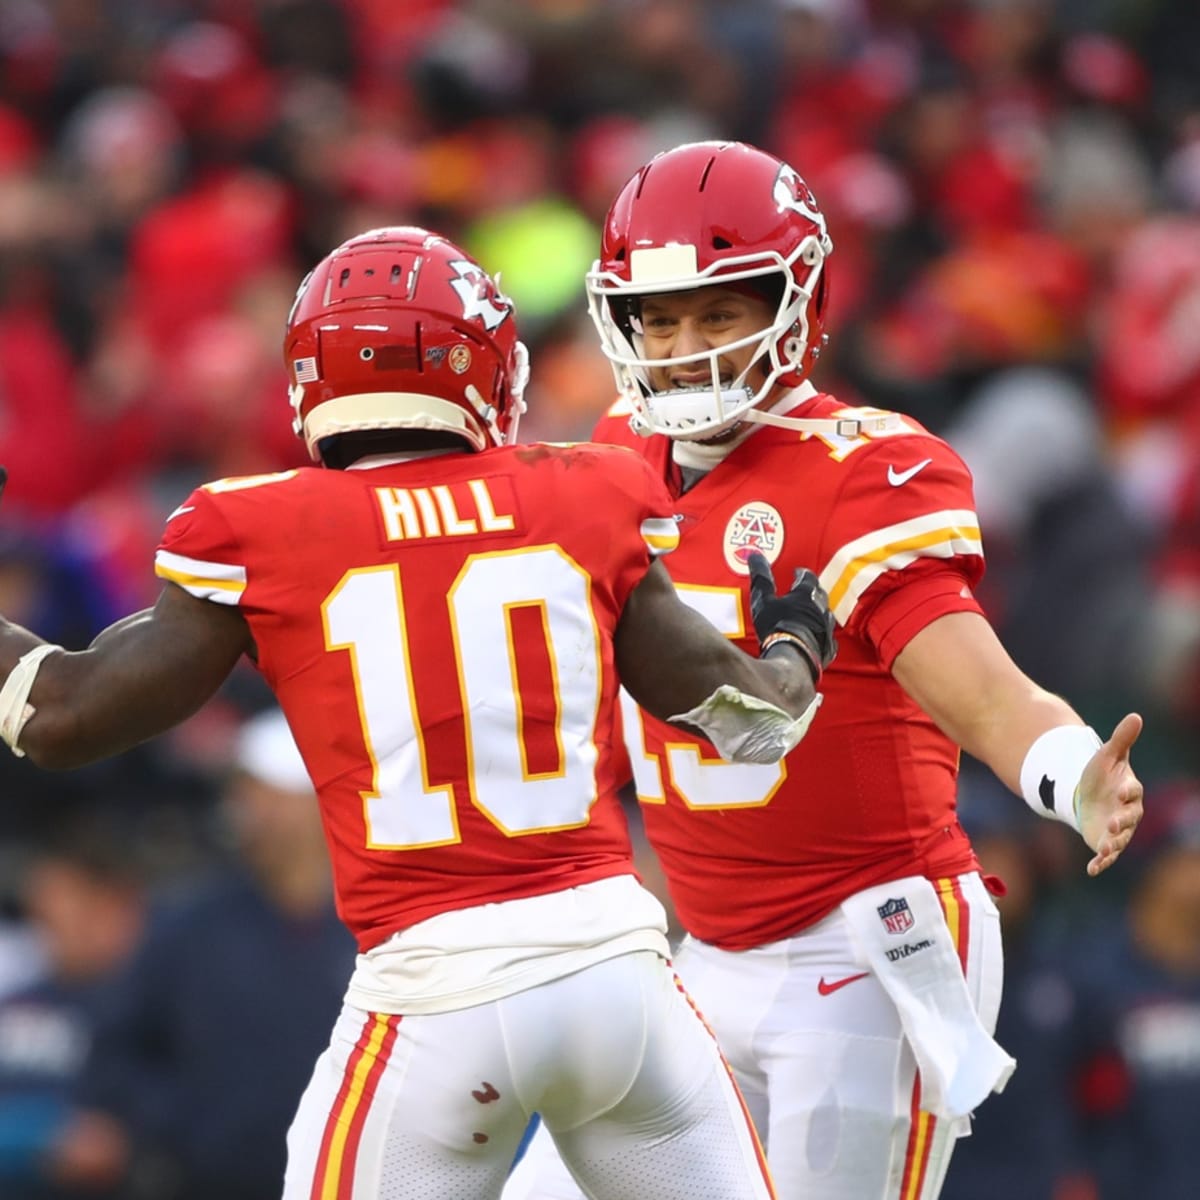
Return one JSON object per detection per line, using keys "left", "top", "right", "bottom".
{"left": 0, "top": 643, "right": 61, "bottom": 757}
{"left": 669, "top": 685, "right": 822, "bottom": 764}
{"left": 1018, "top": 725, "right": 1102, "bottom": 834}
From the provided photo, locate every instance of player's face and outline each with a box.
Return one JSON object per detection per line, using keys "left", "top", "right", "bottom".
{"left": 638, "top": 286, "right": 774, "bottom": 396}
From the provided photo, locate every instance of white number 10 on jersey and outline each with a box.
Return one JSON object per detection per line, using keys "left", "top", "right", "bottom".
{"left": 322, "top": 546, "right": 604, "bottom": 849}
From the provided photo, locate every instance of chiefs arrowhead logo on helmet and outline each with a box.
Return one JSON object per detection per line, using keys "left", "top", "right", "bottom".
{"left": 448, "top": 260, "right": 514, "bottom": 332}
{"left": 773, "top": 164, "right": 829, "bottom": 243}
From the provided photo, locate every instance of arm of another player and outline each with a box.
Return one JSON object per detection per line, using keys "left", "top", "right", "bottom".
{"left": 614, "top": 556, "right": 835, "bottom": 762}
{"left": 892, "top": 610, "right": 1144, "bottom": 876}
{"left": 0, "top": 465, "right": 252, "bottom": 767}
{"left": 0, "top": 582, "right": 253, "bottom": 769}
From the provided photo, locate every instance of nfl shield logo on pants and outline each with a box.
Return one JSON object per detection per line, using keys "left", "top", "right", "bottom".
{"left": 877, "top": 897, "right": 914, "bottom": 935}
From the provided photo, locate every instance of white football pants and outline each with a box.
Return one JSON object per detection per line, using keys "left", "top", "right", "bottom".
{"left": 283, "top": 949, "right": 774, "bottom": 1200}
{"left": 503, "top": 871, "right": 1004, "bottom": 1200}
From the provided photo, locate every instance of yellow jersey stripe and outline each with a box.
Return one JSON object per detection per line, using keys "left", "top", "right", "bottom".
{"left": 155, "top": 564, "right": 245, "bottom": 593}
{"left": 819, "top": 510, "right": 981, "bottom": 624}
{"left": 154, "top": 550, "right": 247, "bottom": 605}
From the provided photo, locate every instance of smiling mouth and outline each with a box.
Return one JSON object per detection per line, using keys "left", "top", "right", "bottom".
{"left": 669, "top": 377, "right": 729, "bottom": 390}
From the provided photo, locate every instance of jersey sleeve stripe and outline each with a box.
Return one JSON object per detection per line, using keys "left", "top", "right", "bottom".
{"left": 819, "top": 510, "right": 982, "bottom": 624}
{"left": 154, "top": 550, "right": 247, "bottom": 605}
{"left": 640, "top": 517, "right": 680, "bottom": 557}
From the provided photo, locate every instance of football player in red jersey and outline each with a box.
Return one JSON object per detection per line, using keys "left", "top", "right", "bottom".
{"left": 503, "top": 142, "right": 1145, "bottom": 1200}
{"left": 0, "top": 227, "right": 839, "bottom": 1200}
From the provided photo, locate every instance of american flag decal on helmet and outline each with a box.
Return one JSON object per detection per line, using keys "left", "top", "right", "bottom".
{"left": 877, "top": 897, "right": 914, "bottom": 935}
{"left": 293, "top": 357, "right": 319, "bottom": 383}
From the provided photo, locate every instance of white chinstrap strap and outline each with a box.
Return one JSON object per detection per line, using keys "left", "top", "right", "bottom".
{"left": 669, "top": 686, "right": 821, "bottom": 764}
{"left": 1018, "top": 724, "right": 1103, "bottom": 834}
{"left": 0, "top": 643, "right": 62, "bottom": 757}
{"left": 744, "top": 408, "right": 906, "bottom": 437}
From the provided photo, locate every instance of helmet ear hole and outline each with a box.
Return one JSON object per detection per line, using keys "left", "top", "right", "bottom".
{"left": 784, "top": 336, "right": 804, "bottom": 363}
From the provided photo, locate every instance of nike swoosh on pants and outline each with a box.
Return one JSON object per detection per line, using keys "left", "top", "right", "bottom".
{"left": 817, "top": 972, "right": 870, "bottom": 996}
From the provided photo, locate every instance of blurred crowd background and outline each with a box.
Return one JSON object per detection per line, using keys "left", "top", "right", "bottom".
{"left": 0, "top": 1, "right": 1196, "bottom": 1198}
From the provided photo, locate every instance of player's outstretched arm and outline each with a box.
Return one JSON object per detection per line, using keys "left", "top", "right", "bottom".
{"left": 615, "top": 559, "right": 814, "bottom": 720}
{"left": 0, "top": 583, "right": 253, "bottom": 769}
{"left": 892, "top": 610, "right": 1145, "bottom": 875}
{"left": 0, "top": 465, "right": 252, "bottom": 767}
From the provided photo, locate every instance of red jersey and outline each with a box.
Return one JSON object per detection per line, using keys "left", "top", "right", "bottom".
{"left": 593, "top": 391, "right": 985, "bottom": 949}
{"left": 155, "top": 444, "right": 681, "bottom": 951}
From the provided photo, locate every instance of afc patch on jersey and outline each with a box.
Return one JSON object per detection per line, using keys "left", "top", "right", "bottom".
{"left": 877, "top": 897, "right": 915, "bottom": 935}
{"left": 722, "top": 501, "right": 784, "bottom": 575}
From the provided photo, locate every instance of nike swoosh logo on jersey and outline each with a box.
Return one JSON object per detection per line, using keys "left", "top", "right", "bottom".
{"left": 887, "top": 458, "right": 933, "bottom": 486}
{"left": 817, "top": 972, "right": 870, "bottom": 996}
{"left": 166, "top": 504, "right": 195, "bottom": 521}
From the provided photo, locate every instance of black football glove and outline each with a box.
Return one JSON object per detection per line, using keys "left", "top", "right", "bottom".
{"left": 746, "top": 550, "right": 837, "bottom": 684}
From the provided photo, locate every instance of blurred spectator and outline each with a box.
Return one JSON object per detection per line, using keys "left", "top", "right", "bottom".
{"left": 840, "top": 231, "right": 1093, "bottom": 432}
{"left": 48, "top": 710, "right": 355, "bottom": 1200}
{"left": 151, "top": 20, "right": 282, "bottom": 162}
{"left": 1050, "top": 782, "right": 1200, "bottom": 1200}
{"left": 460, "top": 120, "right": 597, "bottom": 339}
{"left": 518, "top": 309, "right": 623, "bottom": 443}
{"left": 0, "top": 510, "right": 219, "bottom": 852}
{"left": 1144, "top": 454, "right": 1200, "bottom": 760}
{"left": 125, "top": 167, "right": 294, "bottom": 358}
{"left": 1088, "top": 216, "right": 1200, "bottom": 772}
{"left": 0, "top": 819, "right": 146, "bottom": 1200}
{"left": 1042, "top": 109, "right": 1154, "bottom": 275}
{"left": 950, "top": 774, "right": 1200, "bottom": 1200}
{"left": 944, "top": 366, "right": 1152, "bottom": 709}
{"left": 0, "top": 296, "right": 95, "bottom": 519}
{"left": 55, "top": 86, "right": 183, "bottom": 244}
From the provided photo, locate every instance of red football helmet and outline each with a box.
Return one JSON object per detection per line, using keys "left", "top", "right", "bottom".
{"left": 586, "top": 141, "right": 833, "bottom": 439}
{"left": 284, "top": 226, "right": 529, "bottom": 460}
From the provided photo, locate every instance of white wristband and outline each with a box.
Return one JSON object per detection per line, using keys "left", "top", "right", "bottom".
{"left": 0, "top": 643, "right": 61, "bottom": 757}
{"left": 1018, "top": 724, "right": 1102, "bottom": 834}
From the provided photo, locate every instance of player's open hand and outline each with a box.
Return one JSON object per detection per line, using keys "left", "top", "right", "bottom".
{"left": 1077, "top": 712, "right": 1145, "bottom": 876}
{"left": 746, "top": 550, "right": 837, "bottom": 682}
